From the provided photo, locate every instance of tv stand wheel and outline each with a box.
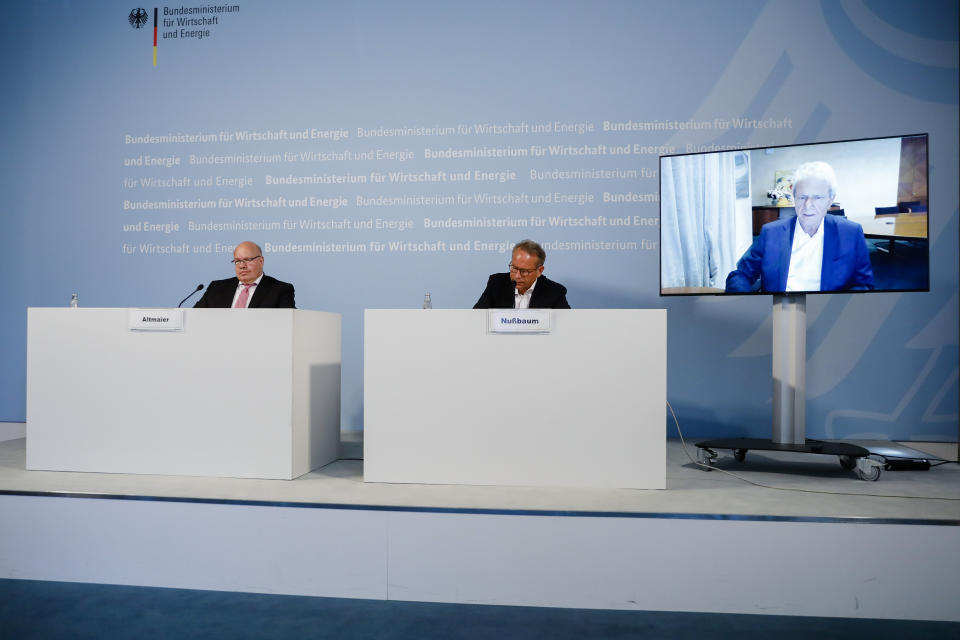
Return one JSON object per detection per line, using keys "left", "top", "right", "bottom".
{"left": 838, "top": 455, "right": 856, "bottom": 471}
{"left": 733, "top": 448, "right": 747, "bottom": 462}
{"left": 855, "top": 457, "right": 882, "bottom": 481}
{"left": 696, "top": 447, "right": 717, "bottom": 470}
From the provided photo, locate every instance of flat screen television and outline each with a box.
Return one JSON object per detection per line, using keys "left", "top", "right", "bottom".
{"left": 659, "top": 134, "right": 929, "bottom": 296}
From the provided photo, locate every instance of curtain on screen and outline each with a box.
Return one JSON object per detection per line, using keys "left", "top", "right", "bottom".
{"left": 661, "top": 152, "right": 746, "bottom": 289}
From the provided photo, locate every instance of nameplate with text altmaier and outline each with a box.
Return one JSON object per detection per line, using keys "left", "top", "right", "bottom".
{"left": 128, "top": 309, "right": 184, "bottom": 331}
{"left": 487, "top": 309, "right": 551, "bottom": 334}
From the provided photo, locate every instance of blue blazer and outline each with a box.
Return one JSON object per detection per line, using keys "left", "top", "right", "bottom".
{"left": 725, "top": 216, "right": 874, "bottom": 293}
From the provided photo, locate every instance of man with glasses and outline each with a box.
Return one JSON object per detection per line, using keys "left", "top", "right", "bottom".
{"left": 724, "top": 161, "right": 874, "bottom": 293}
{"left": 194, "top": 241, "right": 296, "bottom": 308}
{"left": 473, "top": 239, "right": 570, "bottom": 309}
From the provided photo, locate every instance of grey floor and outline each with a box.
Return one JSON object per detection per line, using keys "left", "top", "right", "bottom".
{"left": 1, "top": 437, "right": 958, "bottom": 521}
{"left": 6, "top": 578, "right": 960, "bottom": 640}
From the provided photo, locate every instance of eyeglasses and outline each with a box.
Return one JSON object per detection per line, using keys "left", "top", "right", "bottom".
{"left": 231, "top": 256, "right": 262, "bottom": 265}
{"left": 509, "top": 264, "right": 540, "bottom": 277}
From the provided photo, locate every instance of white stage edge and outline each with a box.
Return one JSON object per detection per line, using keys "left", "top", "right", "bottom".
{"left": 1, "top": 493, "right": 957, "bottom": 622}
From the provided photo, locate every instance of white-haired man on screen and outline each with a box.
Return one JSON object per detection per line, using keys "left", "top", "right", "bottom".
{"left": 725, "top": 161, "right": 874, "bottom": 293}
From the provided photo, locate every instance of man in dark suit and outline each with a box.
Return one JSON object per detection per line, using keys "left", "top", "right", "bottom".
{"left": 474, "top": 239, "right": 570, "bottom": 309}
{"left": 194, "top": 241, "right": 296, "bottom": 308}
{"left": 725, "top": 161, "right": 874, "bottom": 293}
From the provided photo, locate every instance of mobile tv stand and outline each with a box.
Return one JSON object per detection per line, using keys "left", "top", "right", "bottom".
{"left": 694, "top": 294, "right": 883, "bottom": 481}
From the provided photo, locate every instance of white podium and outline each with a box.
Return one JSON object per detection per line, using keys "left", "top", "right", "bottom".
{"left": 27, "top": 308, "right": 341, "bottom": 480}
{"left": 364, "top": 309, "right": 666, "bottom": 489}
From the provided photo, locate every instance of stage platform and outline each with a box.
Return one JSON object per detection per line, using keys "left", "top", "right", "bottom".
{"left": 1, "top": 436, "right": 959, "bottom": 622}
{"left": 1, "top": 437, "right": 957, "bottom": 519}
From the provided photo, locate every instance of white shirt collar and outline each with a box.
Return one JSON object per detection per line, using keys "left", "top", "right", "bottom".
{"left": 514, "top": 277, "right": 538, "bottom": 308}
{"left": 238, "top": 274, "right": 264, "bottom": 288}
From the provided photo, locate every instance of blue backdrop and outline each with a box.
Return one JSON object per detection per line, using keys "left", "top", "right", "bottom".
{"left": 2, "top": 0, "right": 957, "bottom": 441}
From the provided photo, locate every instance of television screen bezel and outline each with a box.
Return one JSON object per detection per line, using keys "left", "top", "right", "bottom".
{"left": 657, "top": 133, "right": 930, "bottom": 297}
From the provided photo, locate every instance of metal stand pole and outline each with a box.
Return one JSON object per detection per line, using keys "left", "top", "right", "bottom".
{"left": 772, "top": 294, "right": 806, "bottom": 445}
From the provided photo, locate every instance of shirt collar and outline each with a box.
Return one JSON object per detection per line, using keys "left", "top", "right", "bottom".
{"left": 239, "top": 274, "right": 264, "bottom": 287}
{"left": 515, "top": 277, "right": 538, "bottom": 297}
{"left": 794, "top": 218, "right": 824, "bottom": 247}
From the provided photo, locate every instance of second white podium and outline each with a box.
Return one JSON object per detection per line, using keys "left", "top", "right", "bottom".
{"left": 364, "top": 309, "right": 666, "bottom": 489}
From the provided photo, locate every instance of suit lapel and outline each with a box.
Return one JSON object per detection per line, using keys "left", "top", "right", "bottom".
{"left": 223, "top": 278, "right": 240, "bottom": 307}
{"left": 778, "top": 219, "right": 795, "bottom": 291}
{"left": 528, "top": 278, "right": 543, "bottom": 308}
{"left": 500, "top": 276, "right": 516, "bottom": 308}
{"left": 820, "top": 216, "right": 838, "bottom": 290}
{"left": 247, "top": 277, "right": 266, "bottom": 308}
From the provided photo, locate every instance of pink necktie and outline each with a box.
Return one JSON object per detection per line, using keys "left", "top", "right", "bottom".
{"left": 234, "top": 283, "right": 254, "bottom": 308}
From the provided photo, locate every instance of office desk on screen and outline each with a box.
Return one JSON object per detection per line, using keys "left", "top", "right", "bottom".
{"left": 860, "top": 213, "right": 928, "bottom": 254}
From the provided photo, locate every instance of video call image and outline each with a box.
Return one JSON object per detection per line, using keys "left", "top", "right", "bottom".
{"left": 659, "top": 134, "right": 929, "bottom": 295}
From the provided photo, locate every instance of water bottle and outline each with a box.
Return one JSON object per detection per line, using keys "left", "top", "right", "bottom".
{"left": 69, "top": 293, "right": 79, "bottom": 308}
{"left": 422, "top": 293, "right": 432, "bottom": 309}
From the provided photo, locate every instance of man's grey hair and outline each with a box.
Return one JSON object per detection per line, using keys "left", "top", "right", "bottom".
{"left": 236, "top": 241, "right": 263, "bottom": 255}
{"left": 513, "top": 239, "right": 546, "bottom": 267}
{"left": 792, "top": 161, "right": 838, "bottom": 200}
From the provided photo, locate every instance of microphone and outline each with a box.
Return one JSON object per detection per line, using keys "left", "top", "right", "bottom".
{"left": 178, "top": 284, "right": 204, "bottom": 308}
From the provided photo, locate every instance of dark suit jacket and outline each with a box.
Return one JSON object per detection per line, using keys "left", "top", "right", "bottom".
{"left": 473, "top": 272, "right": 571, "bottom": 309}
{"left": 725, "top": 216, "right": 874, "bottom": 293}
{"left": 193, "top": 275, "right": 296, "bottom": 308}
